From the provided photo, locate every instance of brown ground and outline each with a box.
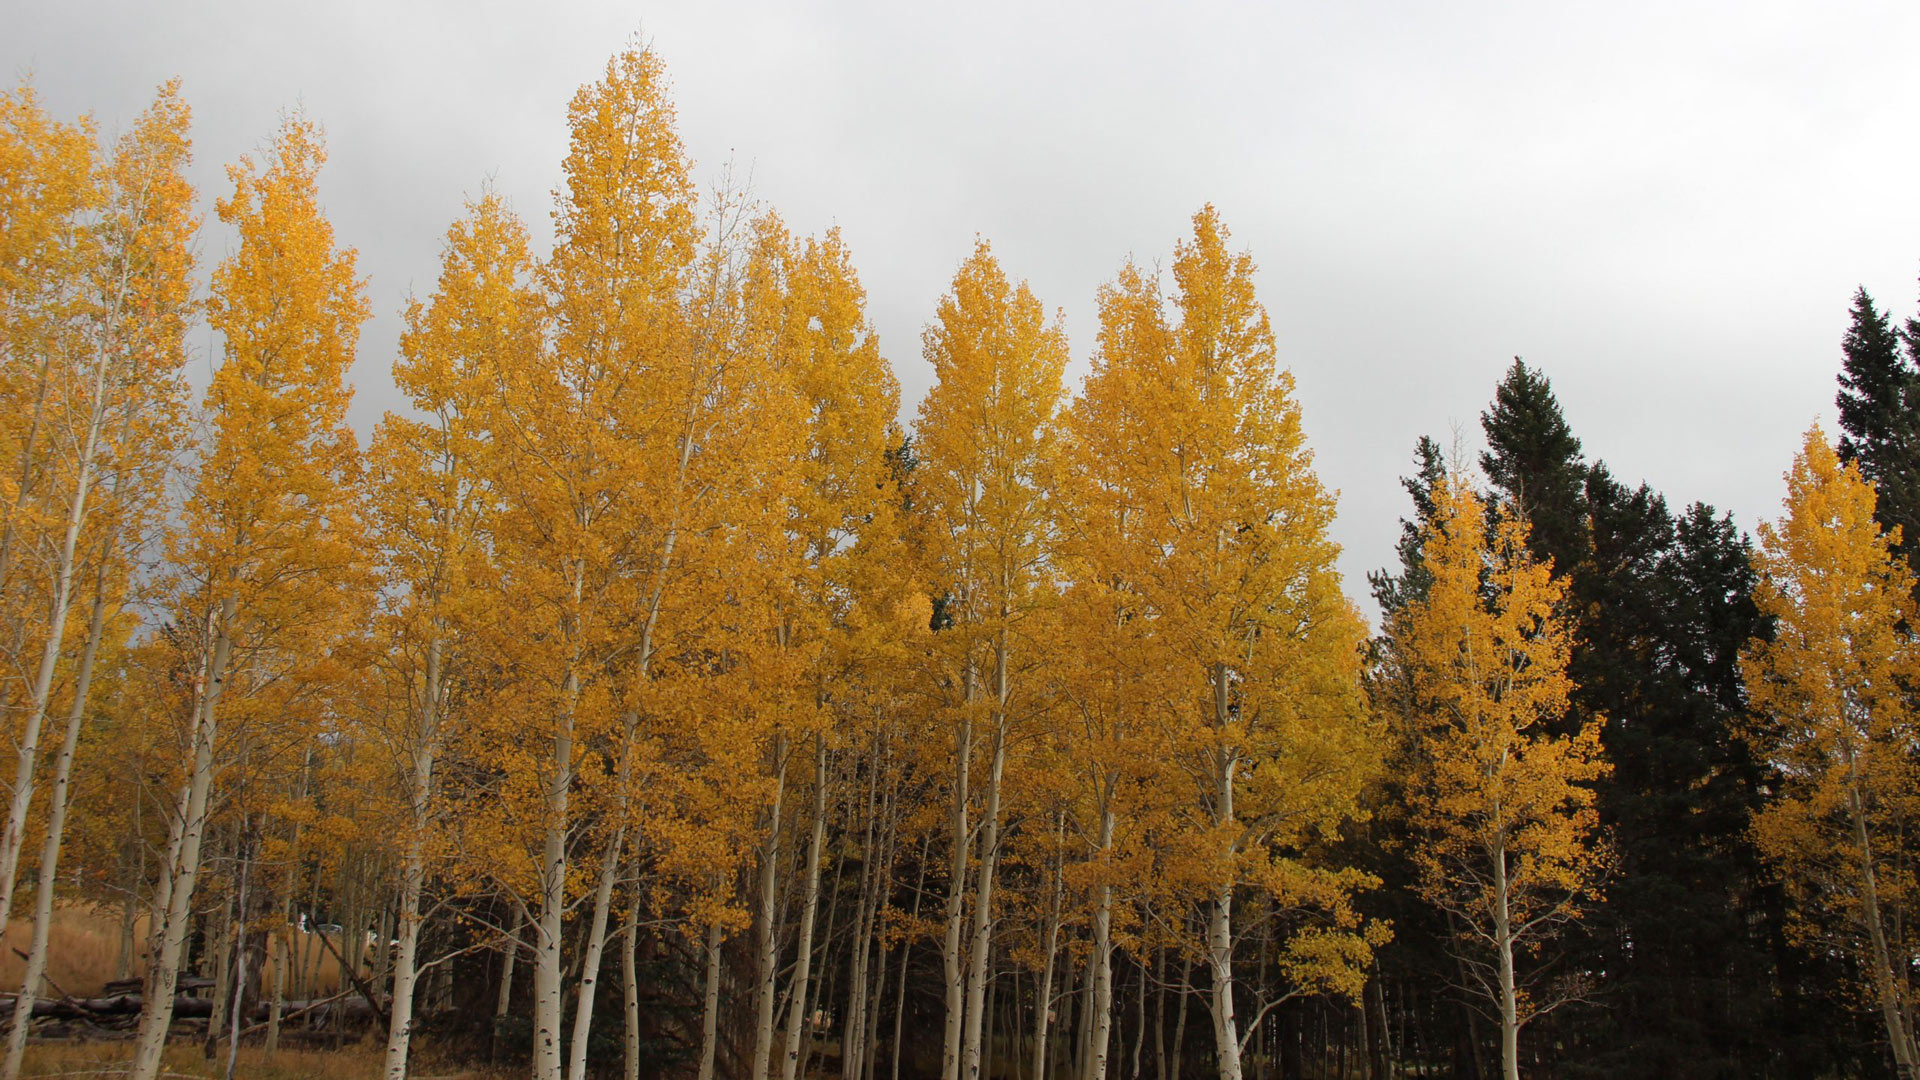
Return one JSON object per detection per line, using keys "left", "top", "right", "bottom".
{"left": 17, "top": 1040, "right": 508, "bottom": 1078}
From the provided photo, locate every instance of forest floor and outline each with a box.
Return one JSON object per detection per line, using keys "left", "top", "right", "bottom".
{"left": 15, "top": 1040, "right": 507, "bottom": 1078}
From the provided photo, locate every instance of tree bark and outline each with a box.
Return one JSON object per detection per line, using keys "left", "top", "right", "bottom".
{"left": 697, "top": 921, "right": 725, "bottom": 1080}
{"left": 752, "top": 735, "right": 789, "bottom": 1080}
{"left": 0, "top": 551, "right": 109, "bottom": 1080}
{"left": 385, "top": 635, "right": 444, "bottom": 1080}
{"left": 783, "top": 735, "right": 831, "bottom": 1080}
{"left": 129, "top": 594, "right": 235, "bottom": 1080}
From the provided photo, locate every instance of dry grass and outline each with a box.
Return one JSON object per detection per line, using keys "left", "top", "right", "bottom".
{"left": 16, "top": 1040, "right": 508, "bottom": 1079}
{"left": 0, "top": 904, "right": 363, "bottom": 999}
{"left": 0, "top": 906, "right": 145, "bottom": 997}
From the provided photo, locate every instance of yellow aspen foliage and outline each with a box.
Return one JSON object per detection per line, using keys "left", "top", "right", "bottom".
{"left": 1743, "top": 425, "right": 1920, "bottom": 1077}
{"left": 1057, "top": 207, "right": 1376, "bottom": 1080}
{"left": 911, "top": 237, "right": 1069, "bottom": 1080}
{"left": 366, "top": 188, "right": 541, "bottom": 1079}
{"left": 1397, "top": 471, "right": 1607, "bottom": 1080}
{"left": 130, "top": 111, "right": 371, "bottom": 1080}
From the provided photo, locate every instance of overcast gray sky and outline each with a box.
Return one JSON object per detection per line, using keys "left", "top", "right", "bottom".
{"left": 9, "top": 0, "right": 1920, "bottom": 619}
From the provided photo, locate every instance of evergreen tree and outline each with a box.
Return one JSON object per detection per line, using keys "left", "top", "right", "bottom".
{"left": 1368, "top": 435, "right": 1447, "bottom": 616}
{"left": 1480, "top": 359, "right": 1590, "bottom": 575}
{"left": 1835, "top": 286, "right": 1920, "bottom": 568}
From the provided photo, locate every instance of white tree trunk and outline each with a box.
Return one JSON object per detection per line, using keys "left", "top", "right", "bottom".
{"left": 530, "top": 668, "right": 576, "bottom": 1080}
{"left": 1492, "top": 842, "right": 1520, "bottom": 1080}
{"left": 128, "top": 594, "right": 235, "bottom": 1080}
{"left": 1086, "top": 807, "right": 1116, "bottom": 1080}
{"left": 697, "top": 921, "right": 724, "bottom": 1080}
{"left": 943, "top": 668, "right": 975, "bottom": 1080}
{"left": 752, "top": 736, "right": 788, "bottom": 1080}
{"left": 384, "top": 637, "right": 443, "bottom": 1080}
{"left": 1031, "top": 818, "right": 1065, "bottom": 1080}
{"left": 0, "top": 332, "right": 114, "bottom": 952}
{"left": 623, "top": 882, "right": 642, "bottom": 1080}
{"left": 782, "top": 736, "right": 830, "bottom": 1080}
{"left": 961, "top": 717, "right": 1007, "bottom": 1080}
{"left": 565, "top": 826, "right": 626, "bottom": 1080}
{"left": 0, "top": 552, "right": 109, "bottom": 1080}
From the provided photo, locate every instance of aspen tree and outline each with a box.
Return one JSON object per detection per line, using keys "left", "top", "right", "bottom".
{"left": 0, "top": 85, "right": 102, "bottom": 953}
{"left": 1071, "top": 208, "right": 1377, "bottom": 1080}
{"left": 469, "top": 43, "right": 695, "bottom": 1080}
{"left": 130, "top": 113, "right": 369, "bottom": 1080}
{"left": 1397, "top": 472, "right": 1608, "bottom": 1080}
{"left": 0, "top": 82, "right": 96, "bottom": 659}
{"left": 0, "top": 81, "right": 195, "bottom": 1080}
{"left": 1053, "top": 258, "right": 1182, "bottom": 1080}
{"left": 370, "top": 189, "right": 539, "bottom": 1080}
{"left": 913, "top": 239, "right": 1068, "bottom": 1080}
{"left": 1744, "top": 426, "right": 1920, "bottom": 1079}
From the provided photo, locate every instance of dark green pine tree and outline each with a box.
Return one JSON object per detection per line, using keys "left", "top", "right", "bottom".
{"left": 1367, "top": 434, "right": 1447, "bottom": 616}
{"left": 1568, "top": 491, "right": 1833, "bottom": 1079}
{"left": 1363, "top": 434, "right": 1504, "bottom": 1080}
{"left": 1836, "top": 286, "right": 1920, "bottom": 567}
{"left": 1479, "top": 357, "right": 1591, "bottom": 575}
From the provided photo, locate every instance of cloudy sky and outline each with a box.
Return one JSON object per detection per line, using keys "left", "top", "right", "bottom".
{"left": 9, "top": 0, "right": 1920, "bottom": 618}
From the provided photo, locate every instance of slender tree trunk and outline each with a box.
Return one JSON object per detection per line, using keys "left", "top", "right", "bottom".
{"left": 964, "top": 637, "right": 1014, "bottom": 1080}
{"left": 783, "top": 735, "right": 831, "bottom": 1080}
{"left": 385, "top": 636, "right": 443, "bottom": 1080}
{"left": 0, "top": 316, "right": 115, "bottom": 953}
{"left": 944, "top": 693, "right": 974, "bottom": 1080}
{"left": 532, "top": 630, "right": 583, "bottom": 1080}
{"left": 1171, "top": 952, "right": 1190, "bottom": 1080}
{"left": 1153, "top": 950, "right": 1167, "bottom": 1080}
{"left": 845, "top": 753, "right": 883, "bottom": 1080}
{"left": 1491, "top": 844, "right": 1519, "bottom": 1080}
{"left": 222, "top": 835, "right": 253, "bottom": 1080}
{"left": 1130, "top": 950, "right": 1147, "bottom": 1080}
{"left": 753, "top": 736, "right": 789, "bottom": 1080}
{"left": 1848, "top": 773, "right": 1920, "bottom": 1078}
{"left": 1087, "top": 805, "right": 1116, "bottom": 1080}
{"left": 266, "top": 913, "right": 286, "bottom": 1058}
{"left": 1206, "top": 666, "right": 1243, "bottom": 1080}
{"left": 494, "top": 906, "right": 522, "bottom": 1062}
{"left": 624, "top": 880, "right": 642, "bottom": 1080}
{"left": 697, "top": 921, "right": 725, "bottom": 1080}
{"left": 894, "top": 839, "right": 930, "bottom": 1080}
{"left": 0, "top": 553, "right": 109, "bottom": 1080}
{"left": 567, "top": 825, "right": 628, "bottom": 1080}
{"left": 1032, "top": 816, "right": 1065, "bottom": 1080}
{"left": 129, "top": 595, "right": 235, "bottom": 1080}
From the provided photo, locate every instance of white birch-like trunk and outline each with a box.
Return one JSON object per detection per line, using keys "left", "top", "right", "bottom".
{"left": 961, "top": 715, "right": 1007, "bottom": 1080}
{"left": 1492, "top": 840, "right": 1520, "bottom": 1080}
{"left": 565, "top": 825, "right": 627, "bottom": 1080}
{"left": 531, "top": 662, "right": 577, "bottom": 1080}
{"left": 1086, "top": 807, "right": 1116, "bottom": 1080}
{"left": 0, "top": 552, "right": 109, "bottom": 1080}
{"left": 623, "top": 881, "right": 642, "bottom": 1080}
{"left": 752, "top": 736, "right": 789, "bottom": 1080}
{"left": 697, "top": 921, "right": 724, "bottom": 1080}
{"left": 1205, "top": 664, "right": 1243, "bottom": 1080}
{"left": 384, "top": 636, "right": 443, "bottom": 1080}
{"left": 1845, "top": 766, "right": 1920, "bottom": 1080}
{"left": 782, "top": 736, "right": 830, "bottom": 1080}
{"left": 1031, "top": 816, "right": 1065, "bottom": 1080}
{"left": 943, "top": 648, "right": 978, "bottom": 1080}
{"left": 128, "top": 594, "right": 235, "bottom": 1080}
{"left": 494, "top": 907, "right": 522, "bottom": 1061}
{"left": 0, "top": 331, "right": 114, "bottom": 951}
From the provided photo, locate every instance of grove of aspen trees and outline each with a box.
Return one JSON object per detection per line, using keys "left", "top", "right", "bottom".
{"left": 6, "top": 39, "right": 1920, "bottom": 1080}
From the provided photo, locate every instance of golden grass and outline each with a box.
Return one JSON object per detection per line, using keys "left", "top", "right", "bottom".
{"left": 0, "top": 904, "right": 363, "bottom": 1000}
{"left": 16, "top": 1040, "right": 509, "bottom": 1079}
{"left": 0, "top": 905, "right": 144, "bottom": 997}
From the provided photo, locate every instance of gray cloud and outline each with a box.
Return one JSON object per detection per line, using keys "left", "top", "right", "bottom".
{"left": 10, "top": 0, "right": 1920, "bottom": 619}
